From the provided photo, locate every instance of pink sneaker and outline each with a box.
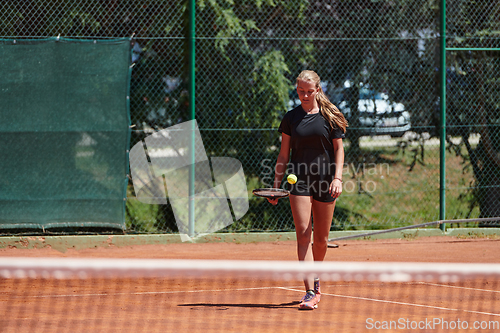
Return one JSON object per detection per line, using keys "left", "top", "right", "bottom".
{"left": 299, "top": 290, "right": 319, "bottom": 310}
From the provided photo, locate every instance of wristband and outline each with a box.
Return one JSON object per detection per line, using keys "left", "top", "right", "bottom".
{"left": 334, "top": 178, "right": 343, "bottom": 183}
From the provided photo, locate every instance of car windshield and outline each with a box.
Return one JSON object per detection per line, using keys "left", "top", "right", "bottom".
{"left": 359, "top": 88, "right": 385, "bottom": 100}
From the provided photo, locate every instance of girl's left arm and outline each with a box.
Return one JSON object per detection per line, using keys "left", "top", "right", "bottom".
{"left": 332, "top": 138, "right": 344, "bottom": 180}
{"left": 330, "top": 138, "right": 345, "bottom": 198}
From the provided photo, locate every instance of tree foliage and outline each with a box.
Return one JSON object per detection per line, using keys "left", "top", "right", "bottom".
{"left": 3, "top": 0, "right": 500, "bottom": 229}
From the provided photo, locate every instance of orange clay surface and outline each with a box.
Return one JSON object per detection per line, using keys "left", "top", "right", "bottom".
{"left": 1, "top": 236, "right": 499, "bottom": 332}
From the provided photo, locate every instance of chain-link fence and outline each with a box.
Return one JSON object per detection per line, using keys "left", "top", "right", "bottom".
{"left": 1, "top": 1, "right": 499, "bottom": 234}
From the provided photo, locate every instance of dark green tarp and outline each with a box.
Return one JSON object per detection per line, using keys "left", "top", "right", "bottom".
{"left": 0, "top": 38, "right": 131, "bottom": 230}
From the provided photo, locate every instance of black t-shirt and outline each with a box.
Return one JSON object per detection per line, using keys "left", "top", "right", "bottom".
{"left": 278, "top": 105, "right": 345, "bottom": 177}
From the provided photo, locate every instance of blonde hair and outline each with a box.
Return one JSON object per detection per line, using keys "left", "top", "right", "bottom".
{"left": 296, "top": 70, "right": 348, "bottom": 133}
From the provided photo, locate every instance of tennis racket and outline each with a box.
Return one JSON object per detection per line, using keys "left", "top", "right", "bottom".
{"left": 252, "top": 188, "right": 290, "bottom": 198}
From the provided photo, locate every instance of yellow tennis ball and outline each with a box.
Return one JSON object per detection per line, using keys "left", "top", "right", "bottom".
{"left": 287, "top": 174, "right": 297, "bottom": 184}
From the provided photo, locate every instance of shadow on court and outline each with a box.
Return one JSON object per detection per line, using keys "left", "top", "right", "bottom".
{"left": 179, "top": 301, "right": 300, "bottom": 309}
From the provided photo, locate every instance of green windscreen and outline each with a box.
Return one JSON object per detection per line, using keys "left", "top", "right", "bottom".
{"left": 0, "top": 38, "right": 131, "bottom": 231}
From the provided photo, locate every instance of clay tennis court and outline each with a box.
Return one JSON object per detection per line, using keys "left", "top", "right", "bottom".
{"left": 1, "top": 236, "right": 500, "bottom": 332}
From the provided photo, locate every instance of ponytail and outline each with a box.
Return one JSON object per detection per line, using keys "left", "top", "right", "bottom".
{"left": 316, "top": 88, "right": 348, "bottom": 133}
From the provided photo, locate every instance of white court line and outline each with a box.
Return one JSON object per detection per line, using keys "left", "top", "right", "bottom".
{"left": 8, "top": 282, "right": 500, "bottom": 319}
{"left": 280, "top": 287, "right": 500, "bottom": 318}
{"left": 418, "top": 281, "right": 500, "bottom": 294}
{"left": 2, "top": 282, "right": 438, "bottom": 300}
{"left": 4, "top": 286, "right": 298, "bottom": 299}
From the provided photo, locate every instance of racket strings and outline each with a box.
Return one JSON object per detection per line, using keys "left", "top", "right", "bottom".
{"left": 252, "top": 189, "right": 290, "bottom": 198}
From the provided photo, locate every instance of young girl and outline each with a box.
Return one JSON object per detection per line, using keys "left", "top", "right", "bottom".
{"left": 268, "top": 70, "right": 347, "bottom": 310}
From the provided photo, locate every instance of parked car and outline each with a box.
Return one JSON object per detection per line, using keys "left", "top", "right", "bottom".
{"left": 338, "top": 88, "right": 411, "bottom": 137}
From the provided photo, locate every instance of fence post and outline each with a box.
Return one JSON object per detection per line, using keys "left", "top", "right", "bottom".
{"left": 439, "top": 0, "right": 447, "bottom": 231}
{"left": 188, "top": 0, "right": 196, "bottom": 237}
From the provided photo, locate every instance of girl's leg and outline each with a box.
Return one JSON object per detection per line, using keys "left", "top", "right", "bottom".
{"left": 311, "top": 199, "right": 336, "bottom": 262}
{"left": 289, "top": 194, "right": 314, "bottom": 290}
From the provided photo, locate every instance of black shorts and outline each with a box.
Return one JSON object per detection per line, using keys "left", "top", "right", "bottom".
{"left": 289, "top": 173, "right": 335, "bottom": 202}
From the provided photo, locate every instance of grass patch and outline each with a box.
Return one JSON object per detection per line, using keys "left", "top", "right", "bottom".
{"left": 455, "top": 232, "right": 500, "bottom": 240}
{"left": 335, "top": 142, "right": 479, "bottom": 230}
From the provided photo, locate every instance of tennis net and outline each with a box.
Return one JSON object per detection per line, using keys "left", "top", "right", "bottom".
{"left": 1, "top": 258, "right": 499, "bottom": 332}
